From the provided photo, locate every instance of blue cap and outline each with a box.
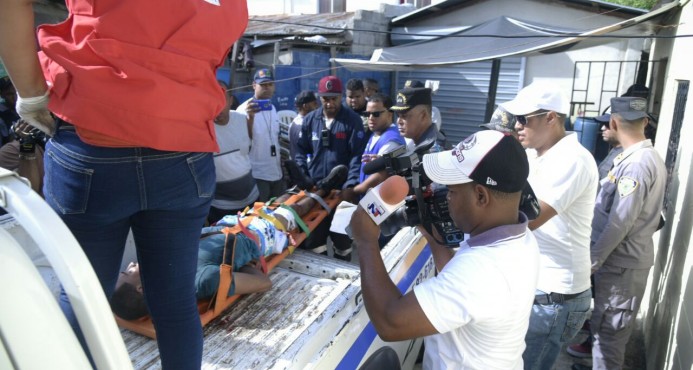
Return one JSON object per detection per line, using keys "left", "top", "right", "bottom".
{"left": 253, "top": 69, "right": 274, "bottom": 83}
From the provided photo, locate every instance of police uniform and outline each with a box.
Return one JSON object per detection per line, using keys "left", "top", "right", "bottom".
{"left": 391, "top": 86, "right": 448, "bottom": 154}
{"left": 598, "top": 146, "right": 624, "bottom": 182}
{"left": 590, "top": 98, "right": 666, "bottom": 370}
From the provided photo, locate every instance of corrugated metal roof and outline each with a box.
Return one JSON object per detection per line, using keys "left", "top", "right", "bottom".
{"left": 246, "top": 12, "right": 355, "bottom": 37}
{"left": 391, "top": 0, "right": 648, "bottom": 25}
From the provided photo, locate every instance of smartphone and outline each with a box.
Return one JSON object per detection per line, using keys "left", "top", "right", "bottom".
{"left": 255, "top": 99, "right": 273, "bottom": 111}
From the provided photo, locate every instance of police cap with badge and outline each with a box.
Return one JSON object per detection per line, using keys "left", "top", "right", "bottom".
{"left": 391, "top": 86, "right": 432, "bottom": 112}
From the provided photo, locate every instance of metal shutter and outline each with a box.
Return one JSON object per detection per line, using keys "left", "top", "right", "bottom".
{"left": 395, "top": 57, "right": 523, "bottom": 145}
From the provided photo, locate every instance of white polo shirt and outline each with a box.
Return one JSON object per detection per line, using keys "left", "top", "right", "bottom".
{"left": 414, "top": 214, "right": 540, "bottom": 370}
{"left": 527, "top": 132, "right": 598, "bottom": 294}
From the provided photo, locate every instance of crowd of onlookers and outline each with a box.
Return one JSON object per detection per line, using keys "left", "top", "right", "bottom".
{"left": 211, "top": 70, "right": 445, "bottom": 261}
{"left": 2, "top": 56, "right": 665, "bottom": 370}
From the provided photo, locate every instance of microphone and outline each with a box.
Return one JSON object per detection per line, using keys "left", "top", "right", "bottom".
{"left": 362, "top": 145, "right": 407, "bottom": 175}
{"left": 359, "top": 175, "right": 409, "bottom": 225}
{"left": 362, "top": 156, "right": 389, "bottom": 175}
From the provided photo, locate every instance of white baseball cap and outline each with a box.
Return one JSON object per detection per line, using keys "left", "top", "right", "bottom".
{"left": 501, "top": 81, "right": 569, "bottom": 116}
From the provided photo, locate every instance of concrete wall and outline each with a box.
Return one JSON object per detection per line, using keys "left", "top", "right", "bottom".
{"left": 349, "top": 9, "right": 391, "bottom": 55}
{"left": 644, "top": 2, "right": 693, "bottom": 369}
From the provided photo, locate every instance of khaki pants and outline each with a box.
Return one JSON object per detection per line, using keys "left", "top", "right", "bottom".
{"left": 592, "top": 264, "right": 650, "bottom": 370}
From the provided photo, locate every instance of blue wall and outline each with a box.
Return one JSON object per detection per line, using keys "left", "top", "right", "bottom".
{"left": 217, "top": 50, "right": 392, "bottom": 112}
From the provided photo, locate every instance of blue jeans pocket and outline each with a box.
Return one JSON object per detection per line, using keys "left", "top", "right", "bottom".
{"left": 561, "top": 309, "right": 590, "bottom": 342}
{"left": 186, "top": 152, "right": 215, "bottom": 198}
{"left": 44, "top": 149, "right": 93, "bottom": 214}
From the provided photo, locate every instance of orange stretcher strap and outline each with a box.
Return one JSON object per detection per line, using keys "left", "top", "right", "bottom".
{"left": 115, "top": 190, "right": 342, "bottom": 339}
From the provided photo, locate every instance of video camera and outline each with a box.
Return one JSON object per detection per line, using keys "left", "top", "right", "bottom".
{"left": 362, "top": 140, "right": 462, "bottom": 247}
{"left": 10, "top": 120, "right": 47, "bottom": 149}
{"left": 362, "top": 139, "right": 540, "bottom": 248}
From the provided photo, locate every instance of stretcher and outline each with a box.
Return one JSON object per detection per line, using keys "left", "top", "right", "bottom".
{"left": 115, "top": 190, "right": 341, "bottom": 339}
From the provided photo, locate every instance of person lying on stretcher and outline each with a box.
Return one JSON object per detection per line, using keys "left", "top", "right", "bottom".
{"left": 110, "top": 165, "right": 348, "bottom": 320}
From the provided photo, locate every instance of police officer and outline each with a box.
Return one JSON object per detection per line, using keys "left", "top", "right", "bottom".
{"left": 588, "top": 97, "right": 666, "bottom": 370}
{"left": 391, "top": 83, "right": 447, "bottom": 154}
{"left": 294, "top": 75, "right": 367, "bottom": 260}
{"left": 479, "top": 105, "right": 519, "bottom": 140}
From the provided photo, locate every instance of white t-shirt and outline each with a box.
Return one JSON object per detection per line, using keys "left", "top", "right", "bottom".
{"left": 414, "top": 217, "right": 540, "bottom": 370}
{"left": 237, "top": 99, "right": 282, "bottom": 181}
{"left": 212, "top": 111, "right": 259, "bottom": 210}
{"left": 366, "top": 129, "right": 402, "bottom": 155}
{"left": 527, "top": 132, "right": 598, "bottom": 294}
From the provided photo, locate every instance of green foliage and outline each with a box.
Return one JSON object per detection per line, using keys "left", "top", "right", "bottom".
{"left": 605, "top": 0, "right": 658, "bottom": 10}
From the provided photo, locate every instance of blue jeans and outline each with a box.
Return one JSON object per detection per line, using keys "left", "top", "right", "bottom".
{"left": 45, "top": 129, "right": 214, "bottom": 369}
{"left": 523, "top": 289, "right": 591, "bottom": 370}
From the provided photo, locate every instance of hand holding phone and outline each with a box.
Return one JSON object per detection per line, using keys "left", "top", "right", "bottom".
{"left": 255, "top": 99, "right": 273, "bottom": 111}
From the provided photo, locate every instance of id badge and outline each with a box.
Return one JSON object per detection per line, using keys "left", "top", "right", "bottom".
{"left": 271, "top": 144, "right": 277, "bottom": 157}
{"left": 321, "top": 129, "right": 330, "bottom": 148}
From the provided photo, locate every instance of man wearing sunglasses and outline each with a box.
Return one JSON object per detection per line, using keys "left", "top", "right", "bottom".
{"left": 595, "top": 113, "right": 624, "bottom": 184}
{"left": 344, "top": 94, "right": 405, "bottom": 203}
{"left": 502, "top": 81, "right": 599, "bottom": 370}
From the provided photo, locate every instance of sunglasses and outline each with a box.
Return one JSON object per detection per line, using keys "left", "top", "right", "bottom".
{"left": 517, "top": 111, "right": 549, "bottom": 125}
{"left": 361, "top": 110, "right": 388, "bottom": 118}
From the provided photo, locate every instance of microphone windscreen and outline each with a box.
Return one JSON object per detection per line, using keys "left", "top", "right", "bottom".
{"left": 362, "top": 156, "right": 389, "bottom": 175}
{"left": 378, "top": 175, "right": 409, "bottom": 205}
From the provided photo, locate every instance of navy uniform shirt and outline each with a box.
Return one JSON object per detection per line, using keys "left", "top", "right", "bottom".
{"left": 294, "top": 105, "right": 367, "bottom": 188}
{"left": 591, "top": 140, "right": 666, "bottom": 270}
{"left": 598, "top": 146, "right": 624, "bottom": 181}
{"left": 405, "top": 122, "right": 449, "bottom": 156}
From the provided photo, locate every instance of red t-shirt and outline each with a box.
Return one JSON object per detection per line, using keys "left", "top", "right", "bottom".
{"left": 37, "top": 0, "right": 248, "bottom": 152}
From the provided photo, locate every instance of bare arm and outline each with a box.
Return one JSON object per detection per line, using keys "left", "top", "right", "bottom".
{"left": 528, "top": 200, "right": 557, "bottom": 231}
{"left": 350, "top": 207, "right": 438, "bottom": 341}
{"left": 0, "top": 0, "right": 48, "bottom": 97}
{"left": 352, "top": 170, "right": 388, "bottom": 195}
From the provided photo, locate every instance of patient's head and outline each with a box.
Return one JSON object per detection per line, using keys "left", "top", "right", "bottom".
{"left": 111, "top": 262, "right": 149, "bottom": 320}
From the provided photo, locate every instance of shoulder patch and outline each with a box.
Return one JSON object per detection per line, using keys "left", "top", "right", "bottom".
{"left": 617, "top": 176, "right": 639, "bottom": 198}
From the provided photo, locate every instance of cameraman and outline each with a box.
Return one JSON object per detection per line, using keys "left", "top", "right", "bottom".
{"left": 350, "top": 130, "right": 540, "bottom": 369}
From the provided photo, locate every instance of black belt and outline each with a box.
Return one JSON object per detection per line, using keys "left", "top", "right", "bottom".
{"left": 534, "top": 290, "right": 585, "bottom": 305}
{"left": 56, "top": 119, "right": 75, "bottom": 131}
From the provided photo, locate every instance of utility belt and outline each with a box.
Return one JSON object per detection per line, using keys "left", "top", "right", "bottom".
{"left": 534, "top": 289, "right": 588, "bottom": 305}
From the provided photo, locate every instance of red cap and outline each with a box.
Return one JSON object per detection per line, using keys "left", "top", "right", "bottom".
{"left": 318, "top": 76, "right": 343, "bottom": 97}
